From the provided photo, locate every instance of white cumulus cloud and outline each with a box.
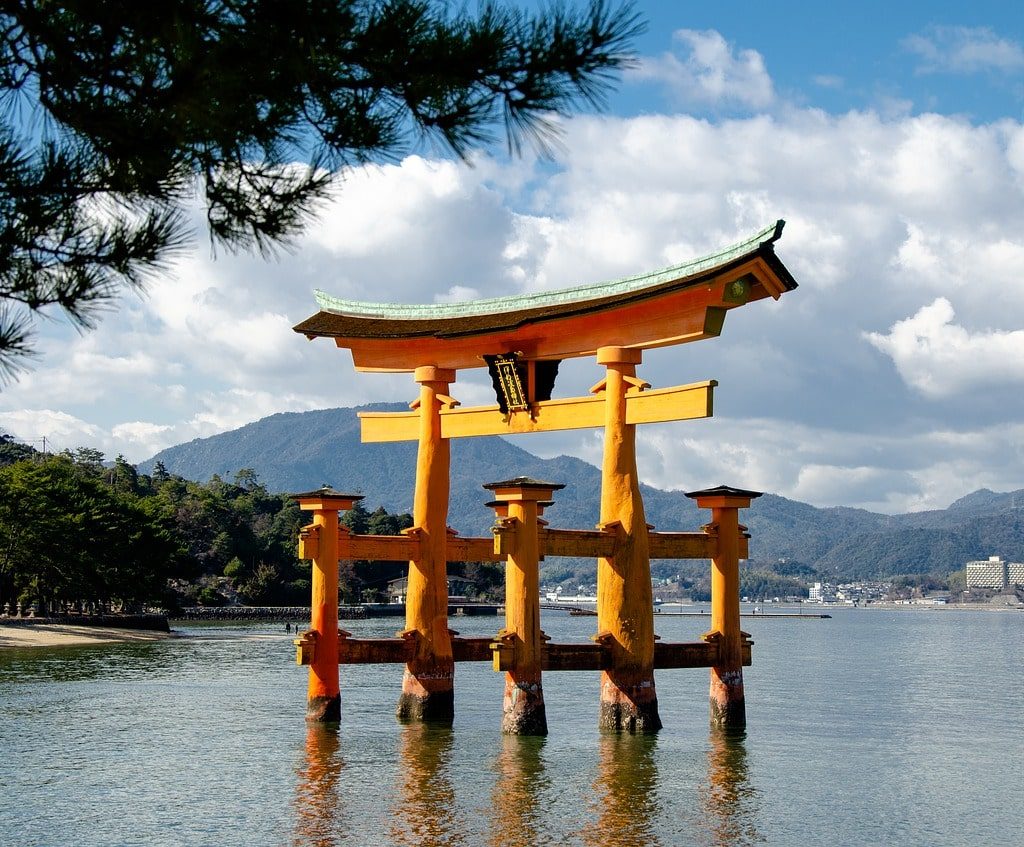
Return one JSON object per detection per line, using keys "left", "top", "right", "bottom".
{"left": 864, "top": 298, "right": 1024, "bottom": 397}
{"left": 903, "top": 26, "right": 1024, "bottom": 74}
{"left": 630, "top": 29, "right": 774, "bottom": 109}
{"left": 0, "top": 409, "right": 103, "bottom": 453}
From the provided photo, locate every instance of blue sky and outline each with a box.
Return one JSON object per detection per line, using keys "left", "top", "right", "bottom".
{"left": 627, "top": 0, "right": 1024, "bottom": 120}
{"left": 3, "top": 1, "right": 1024, "bottom": 514}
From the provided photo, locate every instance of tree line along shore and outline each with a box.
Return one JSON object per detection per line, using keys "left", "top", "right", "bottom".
{"left": 0, "top": 435, "right": 505, "bottom": 618}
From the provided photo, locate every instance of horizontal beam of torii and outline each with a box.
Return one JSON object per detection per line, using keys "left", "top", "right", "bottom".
{"left": 298, "top": 522, "right": 750, "bottom": 562}
{"left": 360, "top": 379, "right": 716, "bottom": 441}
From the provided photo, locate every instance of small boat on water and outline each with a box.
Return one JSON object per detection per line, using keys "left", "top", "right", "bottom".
{"left": 545, "top": 593, "right": 598, "bottom": 604}
{"left": 545, "top": 590, "right": 664, "bottom": 608}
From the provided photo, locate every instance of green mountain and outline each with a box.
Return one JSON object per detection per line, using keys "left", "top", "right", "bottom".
{"left": 139, "top": 406, "right": 1024, "bottom": 581}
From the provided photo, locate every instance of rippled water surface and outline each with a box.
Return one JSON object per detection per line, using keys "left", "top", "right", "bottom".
{"left": 1, "top": 609, "right": 1021, "bottom": 846}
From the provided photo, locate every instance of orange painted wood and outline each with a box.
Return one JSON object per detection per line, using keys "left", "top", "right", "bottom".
{"left": 399, "top": 370, "right": 455, "bottom": 714}
{"left": 446, "top": 536, "right": 501, "bottom": 562}
{"left": 338, "top": 637, "right": 415, "bottom": 664}
{"left": 710, "top": 507, "right": 743, "bottom": 668}
{"left": 359, "top": 381, "right": 715, "bottom": 443}
{"left": 648, "top": 532, "right": 717, "bottom": 559}
{"left": 306, "top": 509, "right": 340, "bottom": 704}
{"left": 338, "top": 533, "right": 420, "bottom": 562}
{"left": 332, "top": 637, "right": 750, "bottom": 668}
{"left": 340, "top": 289, "right": 729, "bottom": 372}
{"left": 596, "top": 357, "right": 656, "bottom": 674}
{"left": 540, "top": 528, "right": 617, "bottom": 558}
{"left": 624, "top": 382, "right": 714, "bottom": 425}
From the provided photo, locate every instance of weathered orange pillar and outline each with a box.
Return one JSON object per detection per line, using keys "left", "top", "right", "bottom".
{"left": 397, "top": 366, "right": 456, "bottom": 722}
{"left": 593, "top": 346, "right": 661, "bottom": 732}
{"left": 294, "top": 487, "right": 363, "bottom": 722}
{"left": 686, "top": 485, "right": 761, "bottom": 728}
{"left": 486, "top": 478, "right": 564, "bottom": 735}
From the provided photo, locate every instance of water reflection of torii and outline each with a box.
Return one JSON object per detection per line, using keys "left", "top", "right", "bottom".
{"left": 291, "top": 222, "right": 798, "bottom": 733}
{"left": 292, "top": 724, "right": 762, "bottom": 846}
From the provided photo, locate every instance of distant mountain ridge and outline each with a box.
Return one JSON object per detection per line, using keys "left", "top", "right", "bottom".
{"left": 140, "top": 406, "right": 1024, "bottom": 579}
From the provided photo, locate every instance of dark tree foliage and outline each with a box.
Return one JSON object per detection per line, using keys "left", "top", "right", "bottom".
{"left": 0, "top": 454, "right": 178, "bottom": 611}
{"left": 148, "top": 466, "right": 311, "bottom": 602}
{"left": 0, "top": 430, "right": 35, "bottom": 465}
{"left": 0, "top": 0, "right": 641, "bottom": 377}
{"left": 367, "top": 504, "right": 413, "bottom": 536}
{"left": 768, "top": 558, "right": 820, "bottom": 578}
{"left": 340, "top": 501, "right": 371, "bottom": 534}
{"left": 0, "top": 451, "right": 321, "bottom": 610}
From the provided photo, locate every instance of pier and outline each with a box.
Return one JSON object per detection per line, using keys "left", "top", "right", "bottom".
{"left": 291, "top": 222, "right": 798, "bottom": 733}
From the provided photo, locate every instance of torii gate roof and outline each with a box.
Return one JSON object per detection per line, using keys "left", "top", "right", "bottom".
{"left": 294, "top": 220, "right": 797, "bottom": 372}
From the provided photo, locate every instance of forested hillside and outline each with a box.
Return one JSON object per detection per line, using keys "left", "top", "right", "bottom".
{"left": 139, "top": 406, "right": 1024, "bottom": 583}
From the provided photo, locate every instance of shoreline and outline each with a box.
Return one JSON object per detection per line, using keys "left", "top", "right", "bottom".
{"left": 0, "top": 623, "right": 175, "bottom": 650}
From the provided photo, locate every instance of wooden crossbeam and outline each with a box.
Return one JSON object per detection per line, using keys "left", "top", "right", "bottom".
{"left": 304, "top": 526, "right": 747, "bottom": 563}
{"left": 648, "top": 532, "right": 715, "bottom": 559}
{"left": 655, "top": 641, "right": 752, "bottom": 668}
{"left": 447, "top": 536, "right": 500, "bottom": 563}
{"left": 335, "top": 301, "right": 729, "bottom": 373}
{"left": 335, "top": 637, "right": 752, "bottom": 668}
{"left": 451, "top": 636, "right": 494, "bottom": 662}
{"left": 337, "top": 530, "right": 420, "bottom": 562}
{"left": 645, "top": 532, "right": 749, "bottom": 560}
{"left": 338, "top": 636, "right": 413, "bottom": 664}
{"left": 359, "top": 380, "right": 716, "bottom": 443}
{"left": 542, "top": 643, "right": 606, "bottom": 671}
{"left": 541, "top": 528, "right": 617, "bottom": 558}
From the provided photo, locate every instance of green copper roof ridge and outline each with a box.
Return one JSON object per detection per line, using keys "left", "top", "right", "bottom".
{"left": 313, "top": 220, "right": 785, "bottom": 320}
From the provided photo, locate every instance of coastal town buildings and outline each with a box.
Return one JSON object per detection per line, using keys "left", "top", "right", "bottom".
{"left": 807, "top": 581, "right": 890, "bottom": 605}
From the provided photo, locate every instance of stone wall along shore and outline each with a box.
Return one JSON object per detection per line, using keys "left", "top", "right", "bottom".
{"left": 0, "top": 613, "right": 170, "bottom": 632}
{"left": 174, "top": 606, "right": 367, "bottom": 621}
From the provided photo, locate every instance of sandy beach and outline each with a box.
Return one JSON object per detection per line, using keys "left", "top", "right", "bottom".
{"left": 0, "top": 624, "right": 173, "bottom": 650}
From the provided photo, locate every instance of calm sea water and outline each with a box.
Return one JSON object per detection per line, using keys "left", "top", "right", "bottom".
{"left": 1, "top": 608, "right": 1021, "bottom": 847}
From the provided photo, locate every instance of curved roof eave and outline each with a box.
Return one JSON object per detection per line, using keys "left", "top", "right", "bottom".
{"left": 308, "top": 220, "right": 791, "bottom": 324}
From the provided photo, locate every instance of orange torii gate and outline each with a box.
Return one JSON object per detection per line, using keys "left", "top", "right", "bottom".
{"left": 291, "top": 221, "right": 797, "bottom": 733}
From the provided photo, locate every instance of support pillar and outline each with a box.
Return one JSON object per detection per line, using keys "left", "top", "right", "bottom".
{"left": 593, "top": 346, "right": 661, "bottom": 732}
{"left": 294, "top": 487, "right": 363, "bottom": 722}
{"left": 686, "top": 485, "right": 761, "bottom": 728}
{"left": 397, "top": 366, "right": 457, "bottom": 722}
{"left": 485, "top": 478, "right": 564, "bottom": 735}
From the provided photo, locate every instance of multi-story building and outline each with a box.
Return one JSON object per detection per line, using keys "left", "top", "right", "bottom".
{"left": 966, "top": 556, "right": 1010, "bottom": 590}
{"left": 808, "top": 581, "right": 837, "bottom": 603}
{"left": 1009, "top": 561, "right": 1024, "bottom": 588}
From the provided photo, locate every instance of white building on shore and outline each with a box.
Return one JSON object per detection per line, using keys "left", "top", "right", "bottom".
{"left": 966, "top": 556, "right": 1024, "bottom": 590}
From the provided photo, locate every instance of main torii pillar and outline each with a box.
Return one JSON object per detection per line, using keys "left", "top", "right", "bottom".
{"left": 594, "top": 346, "right": 661, "bottom": 731}
{"left": 396, "top": 366, "right": 457, "bottom": 721}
